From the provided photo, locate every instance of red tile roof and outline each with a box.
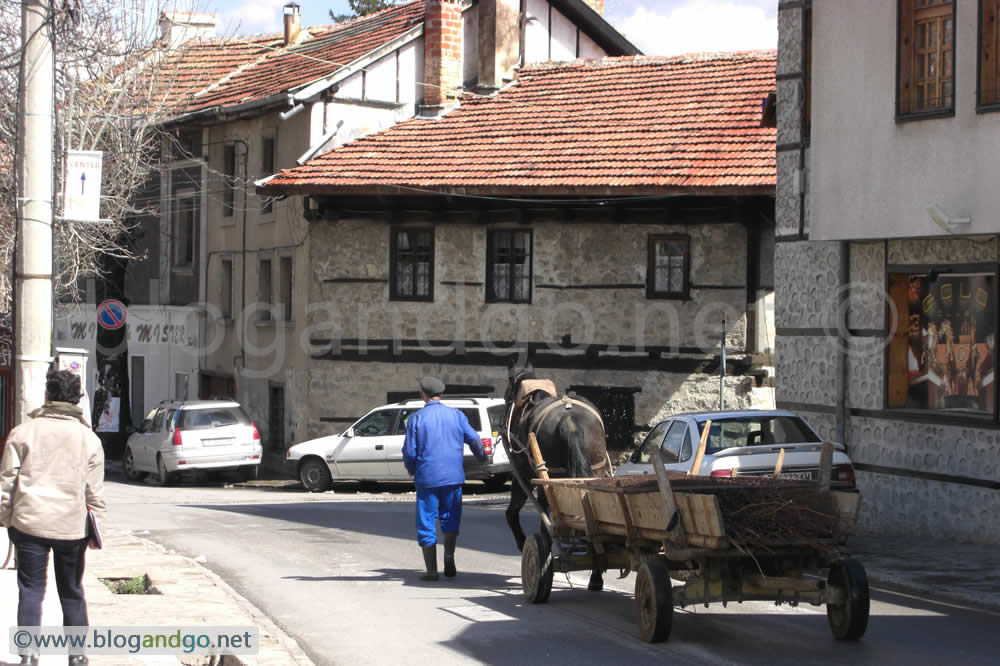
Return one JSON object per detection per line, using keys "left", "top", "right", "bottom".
{"left": 186, "top": 2, "right": 425, "bottom": 112}
{"left": 259, "top": 52, "right": 777, "bottom": 195}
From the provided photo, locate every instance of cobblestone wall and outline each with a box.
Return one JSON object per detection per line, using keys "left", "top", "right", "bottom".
{"left": 305, "top": 360, "right": 752, "bottom": 441}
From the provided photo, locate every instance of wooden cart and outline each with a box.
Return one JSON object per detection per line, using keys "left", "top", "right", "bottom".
{"left": 519, "top": 436, "right": 870, "bottom": 643}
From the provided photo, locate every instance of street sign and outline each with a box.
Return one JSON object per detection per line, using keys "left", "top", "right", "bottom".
{"left": 62, "top": 150, "right": 103, "bottom": 222}
{"left": 97, "top": 299, "right": 127, "bottom": 330}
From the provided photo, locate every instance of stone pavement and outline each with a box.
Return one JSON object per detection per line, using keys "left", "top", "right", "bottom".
{"left": 1, "top": 528, "right": 313, "bottom": 666}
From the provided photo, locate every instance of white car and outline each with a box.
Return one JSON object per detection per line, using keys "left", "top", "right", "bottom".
{"left": 287, "top": 398, "right": 512, "bottom": 492}
{"left": 122, "top": 400, "right": 262, "bottom": 485}
{"left": 615, "top": 409, "right": 856, "bottom": 485}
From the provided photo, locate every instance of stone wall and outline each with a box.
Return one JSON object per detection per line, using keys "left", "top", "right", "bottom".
{"left": 775, "top": 0, "right": 1000, "bottom": 544}
{"left": 305, "top": 360, "right": 753, "bottom": 442}
{"left": 308, "top": 218, "right": 751, "bottom": 351}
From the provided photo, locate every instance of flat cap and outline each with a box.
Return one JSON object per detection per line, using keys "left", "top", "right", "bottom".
{"left": 419, "top": 376, "right": 446, "bottom": 395}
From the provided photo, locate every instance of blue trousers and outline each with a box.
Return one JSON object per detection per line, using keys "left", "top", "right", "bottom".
{"left": 416, "top": 485, "right": 463, "bottom": 547}
{"left": 9, "top": 527, "right": 89, "bottom": 628}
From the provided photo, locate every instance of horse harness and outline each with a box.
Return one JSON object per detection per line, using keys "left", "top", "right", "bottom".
{"left": 507, "top": 392, "right": 613, "bottom": 476}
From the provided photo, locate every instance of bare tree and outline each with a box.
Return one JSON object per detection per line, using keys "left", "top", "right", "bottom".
{"left": 0, "top": 0, "right": 202, "bottom": 308}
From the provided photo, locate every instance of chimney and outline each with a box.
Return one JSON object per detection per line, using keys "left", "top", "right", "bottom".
{"left": 423, "top": 0, "right": 463, "bottom": 109}
{"left": 583, "top": 0, "right": 605, "bottom": 16}
{"left": 283, "top": 2, "right": 302, "bottom": 45}
{"left": 478, "top": 0, "right": 520, "bottom": 91}
{"left": 158, "top": 11, "right": 217, "bottom": 49}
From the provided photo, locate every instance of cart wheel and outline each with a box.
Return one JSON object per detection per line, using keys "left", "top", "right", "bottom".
{"left": 827, "top": 559, "right": 870, "bottom": 641}
{"left": 521, "top": 533, "right": 554, "bottom": 604}
{"left": 635, "top": 560, "right": 673, "bottom": 643}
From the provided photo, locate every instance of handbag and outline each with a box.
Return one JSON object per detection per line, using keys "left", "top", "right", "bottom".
{"left": 86, "top": 507, "right": 103, "bottom": 549}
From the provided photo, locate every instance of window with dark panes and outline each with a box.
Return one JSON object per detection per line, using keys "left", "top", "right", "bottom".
{"left": 981, "top": 0, "right": 1000, "bottom": 107}
{"left": 221, "top": 259, "right": 233, "bottom": 318}
{"left": 647, "top": 235, "right": 689, "bottom": 299}
{"left": 487, "top": 230, "right": 532, "bottom": 303}
{"left": 278, "top": 256, "right": 293, "bottom": 321}
{"left": 886, "top": 270, "right": 996, "bottom": 417}
{"left": 261, "top": 136, "right": 275, "bottom": 213}
{"left": 173, "top": 195, "right": 195, "bottom": 268}
{"left": 391, "top": 229, "right": 434, "bottom": 301}
{"left": 258, "top": 258, "right": 272, "bottom": 321}
{"left": 899, "top": 0, "right": 955, "bottom": 115}
{"left": 223, "top": 144, "right": 236, "bottom": 217}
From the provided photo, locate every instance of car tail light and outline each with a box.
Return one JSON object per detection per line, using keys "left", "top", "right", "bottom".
{"left": 835, "top": 464, "right": 856, "bottom": 485}
{"left": 285, "top": 449, "right": 291, "bottom": 458}
{"left": 173, "top": 429, "right": 183, "bottom": 446}
{"left": 251, "top": 423, "right": 260, "bottom": 441}
{"left": 710, "top": 469, "right": 733, "bottom": 477}
{"left": 481, "top": 438, "right": 493, "bottom": 456}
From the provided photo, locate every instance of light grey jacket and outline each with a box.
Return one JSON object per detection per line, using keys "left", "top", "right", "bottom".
{"left": 0, "top": 402, "right": 106, "bottom": 540}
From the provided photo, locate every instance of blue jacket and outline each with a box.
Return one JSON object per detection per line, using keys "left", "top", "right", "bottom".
{"left": 402, "top": 401, "right": 486, "bottom": 489}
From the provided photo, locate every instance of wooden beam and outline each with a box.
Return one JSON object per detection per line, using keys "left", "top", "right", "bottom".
{"left": 690, "top": 419, "right": 712, "bottom": 476}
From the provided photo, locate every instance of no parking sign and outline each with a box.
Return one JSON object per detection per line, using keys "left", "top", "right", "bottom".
{"left": 97, "top": 299, "right": 127, "bottom": 330}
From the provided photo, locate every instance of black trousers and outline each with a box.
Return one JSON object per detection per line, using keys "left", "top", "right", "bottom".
{"left": 8, "top": 527, "right": 89, "bottom": 627}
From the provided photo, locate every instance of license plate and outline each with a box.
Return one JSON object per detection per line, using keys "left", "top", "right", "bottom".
{"left": 203, "top": 437, "right": 235, "bottom": 447}
{"left": 778, "top": 471, "right": 815, "bottom": 480}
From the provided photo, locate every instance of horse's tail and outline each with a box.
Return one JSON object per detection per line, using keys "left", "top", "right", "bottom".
{"left": 559, "top": 414, "right": 591, "bottom": 479}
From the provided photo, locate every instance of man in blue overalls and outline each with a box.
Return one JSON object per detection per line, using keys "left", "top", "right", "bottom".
{"left": 402, "top": 377, "right": 485, "bottom": 581}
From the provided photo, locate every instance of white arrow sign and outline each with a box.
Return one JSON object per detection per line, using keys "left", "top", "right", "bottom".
{"left": 63, "top": 150, "right": 103, "bottom": 222}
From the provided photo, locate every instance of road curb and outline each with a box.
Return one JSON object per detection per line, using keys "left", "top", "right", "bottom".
{"left": 863, "top": 569, "right": 1000, "bottom": 615}
{"left": 116, "top": 531, "right": 315, "bottom": 666}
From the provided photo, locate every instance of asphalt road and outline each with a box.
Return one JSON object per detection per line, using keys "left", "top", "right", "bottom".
{"left": 104, "top": 476, "right": 999, "bottom": 666}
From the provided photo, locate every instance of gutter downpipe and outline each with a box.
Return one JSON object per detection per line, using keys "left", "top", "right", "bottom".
{"left": 229, "top": 138, "right": 249, "bottom": 400}
{"left": 837, "top": 241, "right": 850, "bottom": 447}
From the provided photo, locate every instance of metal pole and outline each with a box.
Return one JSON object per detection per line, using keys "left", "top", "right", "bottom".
{"left": 13, "top": 0, "right": 54, "bottom": 424}
{"left": 720, "top": 314, "right": 726, "bottom": 410}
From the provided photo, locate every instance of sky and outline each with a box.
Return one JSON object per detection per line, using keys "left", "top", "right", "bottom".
{"left": 192, "top": 0, "right": 777, "bottom": 56}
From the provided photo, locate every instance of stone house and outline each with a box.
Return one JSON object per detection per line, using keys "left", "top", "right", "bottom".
{"left": 775, "top": 0, "right": 1000, "bottom": 542}
{"left": 66, "top": 1, "right": 638, "bottom": 463}
{"left": 258, "top": 52, "right": 779, "bottom": 455}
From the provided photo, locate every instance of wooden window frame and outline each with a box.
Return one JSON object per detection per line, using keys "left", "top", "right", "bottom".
{"left": 486, "top": 229, "right": 533, "bottom": 304}
{"left": 897, "top": 0, "right": 957, "bottom": 122}
{"left": 884, "top": 262, "right": 999, "bottom": 424}
{"left": 979, "top": 0, "right": 1000, "bottom": 111}
{"left": 646, "top": 234, "right": 691, "bottom": 301}
{"left": 389, "top": 227, "right": 435, "bottom": 302}
{"left": 172, "top": 190, "right": 196, "bottom": 270}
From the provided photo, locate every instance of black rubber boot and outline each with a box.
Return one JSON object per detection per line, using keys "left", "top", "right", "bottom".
{"left": 443, "top": 532, "right": 458, "bottom": 578}
{"left": 420, "top": 546, "right": 439, "bottom": 581}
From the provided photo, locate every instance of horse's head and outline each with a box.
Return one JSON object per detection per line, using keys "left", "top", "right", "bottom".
{"left": 505, "top": 362, "right": 536, "bottom": 404}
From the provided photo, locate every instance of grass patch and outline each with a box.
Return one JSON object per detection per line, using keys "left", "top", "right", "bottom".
{"left": 100, "top": 574, "right": 159, "bottom": 595}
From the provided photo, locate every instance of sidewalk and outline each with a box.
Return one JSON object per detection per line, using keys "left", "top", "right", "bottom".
{"left": 1, "top": 528, "right": 313, "bottom": 666}
{"left": 847, "top": 534, "right": 1000, "bottom": 613}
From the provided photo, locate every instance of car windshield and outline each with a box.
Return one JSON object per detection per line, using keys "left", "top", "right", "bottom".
{"left": 487, "top": 405, "right": 506, "bottom": 435}
{"left": 178, "top": 406, "right": 249, "bottom": 430}
{"left": 696, "top": 416, "right": 820, "bottom": 452}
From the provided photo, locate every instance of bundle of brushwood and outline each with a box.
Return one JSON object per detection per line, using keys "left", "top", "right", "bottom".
{"left": 578, "top": 475, "right": 842, "bottom": 547}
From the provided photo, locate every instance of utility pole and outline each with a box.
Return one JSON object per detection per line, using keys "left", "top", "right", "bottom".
{"left": 14, "top": 0, "right": 54, "bottom": 424}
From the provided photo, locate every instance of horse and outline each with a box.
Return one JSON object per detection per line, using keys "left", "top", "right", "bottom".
{"left": 502, "top": 364, "right": 612, "bottom": 591}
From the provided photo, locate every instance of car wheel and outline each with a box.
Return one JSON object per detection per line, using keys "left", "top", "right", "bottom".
{"left": 156, "top": 455, "right": 178, "bottom": 486}
{"left": 299, "top": 458, "right": 332, "bottom": 492}
{"left": 122, "top": 448, "right": 144, "bottom": 482}
{"left": 482, "top": 474, "right": 509, "bottom": 492}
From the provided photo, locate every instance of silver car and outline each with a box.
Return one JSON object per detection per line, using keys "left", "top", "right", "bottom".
{"left": 122, "top": 400, "right": 262, "bottom": 484}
